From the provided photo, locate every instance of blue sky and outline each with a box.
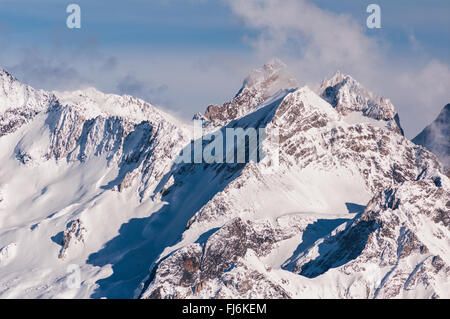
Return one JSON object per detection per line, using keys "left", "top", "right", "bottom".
{"left": 0, "top": 0, "right": 449, "bottom": 137}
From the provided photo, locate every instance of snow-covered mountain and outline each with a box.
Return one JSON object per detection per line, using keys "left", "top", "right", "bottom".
{"left": 0, "top": 68, "right": 54, "bottom": 137}
{"left": 319, "top": 71, "right": 405, "bottom": 135}
{"left": 0, "top": 61, "right": 448, "bottom": 299}
{"left": 0, "top": 71, "right": 191, "bottom": 298}
{"left": 413, "top": 104, "right": 449, "bottom": 173}
{"left": 139, "top": 70, "right": 447, "bottom": 299}
{"left": 195, "top": 59, "right": 298, "bottom": 127}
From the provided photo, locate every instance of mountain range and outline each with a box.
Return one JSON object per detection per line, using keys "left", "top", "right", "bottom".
{"left": 0, "top": 60, "right": 448, "bottom": 299}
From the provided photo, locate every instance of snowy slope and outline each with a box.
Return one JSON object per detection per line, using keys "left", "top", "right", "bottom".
{"left": 0, "top": 68, "right": 53, "bottom": 137}
{"left": 0, "top": 62, "right": 448, "bottom": 299}
{"left": 0, "top": 70, "right": 191, "bottom": 298}
{"left": 139, "top": 81, "right": 447, "bottom": 299}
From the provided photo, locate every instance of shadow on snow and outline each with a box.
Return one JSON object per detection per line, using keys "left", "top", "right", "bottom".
{"left": 86, "top": 93, "right": 287, "bottom": 298}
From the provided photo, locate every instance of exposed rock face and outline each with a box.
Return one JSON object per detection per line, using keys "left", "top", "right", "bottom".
{"left": 140, "top": 73, "right": 448, "bottom": 300}
{"left": 182, "top": 86, "right": 440, "bottom": 230}
{"left": 319, "top": 71, "right": 404, "bottom": 135}
{"left": 413, "top": 104, "right": 450, "bottom": 173}
{"left": 7, "top": 86, "right": 190, "bottom": 198}
{"left": 143, "top": 175, "right": 449, "bottom": 299}
{"left": 271, "top": 87, "right": 438, "bottom": 193}
{"left": 0, "top": 68, "right": 53, "bottom": 136}
{"left": 59, "top": 219, "right": 87, "bottom": 259}
{"left": 294, "top": 178, "right": 450, "bottom": 298}
{"left": 0, "top": 61, "right": 448, "bottom": 299}
{"left": 141, "top": 217, "right": 307, "bottom": 299}
{"left": 202, "top": 59, "right": 298, "bottom": 125}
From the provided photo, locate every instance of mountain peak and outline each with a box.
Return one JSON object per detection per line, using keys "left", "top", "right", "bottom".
{"left": 0, "top": 67, "right": 18, "bottom": 83}
{"left": 320, "top": 70, "right": 347, "bottom": 89}
{"left": 319, "top": 71, "right": 404, "bottom": 135}
{"left": 319, "top": 71, "right": 395, "bottom": 118}
{"left": 52, "top": 87, "right": 184, "bottom": 129}
{"left": 240, "top": 58, "right": 298, "bottom": 99}
{"left": 0, "top": 66, "right": 54, "bottom": 136}
{"left": 201, "top": 59, "right": 298, "bottom": 123}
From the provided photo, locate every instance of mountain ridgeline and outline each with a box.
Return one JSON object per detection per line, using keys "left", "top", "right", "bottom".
{"left": 0, "top": 61, "right": 448, "bottom": 299}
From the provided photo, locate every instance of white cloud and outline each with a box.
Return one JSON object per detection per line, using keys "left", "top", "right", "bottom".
{"left": 229, "top": 0, "right": 381, "bottom": 78}
{"left": 392, "top": 60, "right": 450, "bottom": 136}
{"left": 228, "top": 0, "right": 450, "bottom": 137}
{"left": 1, "top": 0, "right": 447, "bottom": 137}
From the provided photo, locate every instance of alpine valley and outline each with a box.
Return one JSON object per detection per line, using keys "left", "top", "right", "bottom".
{"left": 0, "top": 60, "right": 448, "bottom": 299}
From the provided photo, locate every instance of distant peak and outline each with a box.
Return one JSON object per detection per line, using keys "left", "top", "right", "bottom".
{"left": 329, "top": 70, "right": 345, "bottom": 81}
{"left": 263, "top": 58, "right": 287, "bottom": 70}
{"left": 432, "top": 103, "right": 450, "bottom": 126}
{"left": 0, "top": 67, "right": 17, "bottom": 81}
{"left": 330, "top": 70, "right": 349, "bottom": 80}
{"left": 240, "top": 59, "right": 298, "bottom": 98}
{"left": 412, "top": 103, "right": 450, "bottom": 170}
{"left": 320, "top": 71, "right": 355, "bottom": 91}
{"left": 201, "top": 59, "right": 298, "bottom": 123}
{"left": 319, "top": 71, "right": 403, "bottom": 134}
